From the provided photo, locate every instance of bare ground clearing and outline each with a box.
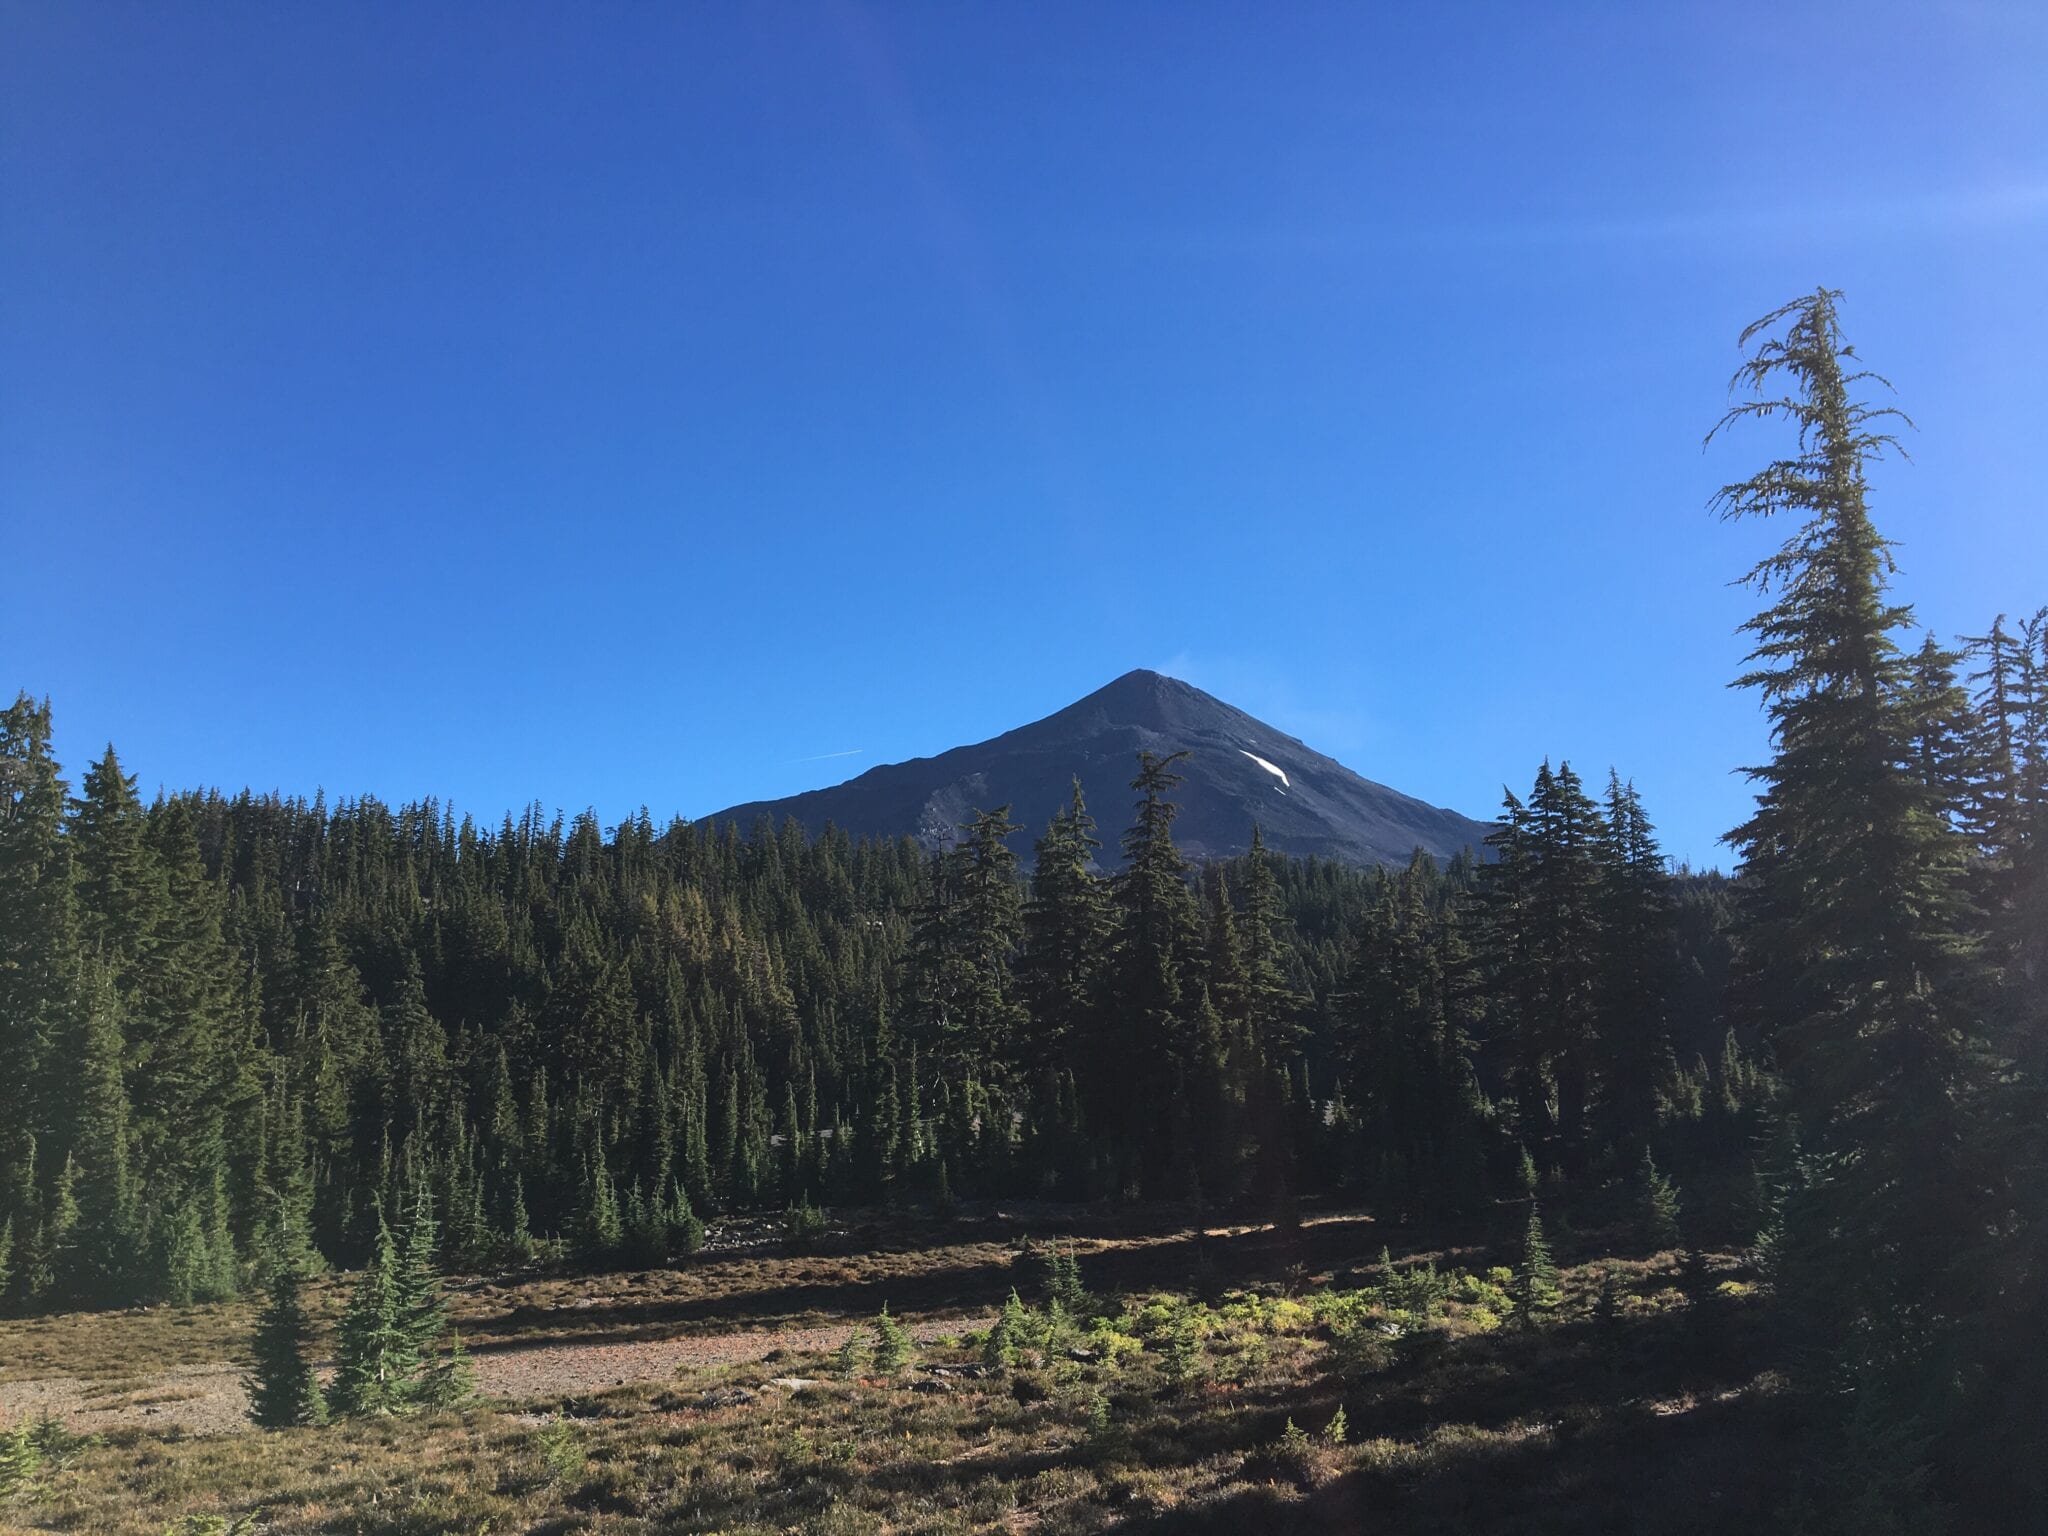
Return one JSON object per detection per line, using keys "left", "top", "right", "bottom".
{"left": 0, "top": 1315, "right": 973, "bottom": 1436}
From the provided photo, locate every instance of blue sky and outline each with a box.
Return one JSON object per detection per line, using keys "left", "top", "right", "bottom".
{"left": 3, "top": 3, "right": 2042, "bottom": 868}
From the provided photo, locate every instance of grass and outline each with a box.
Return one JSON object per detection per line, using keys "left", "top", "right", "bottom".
{"left": 0, "top": 1206, "right": 1802, "bottom": 1534}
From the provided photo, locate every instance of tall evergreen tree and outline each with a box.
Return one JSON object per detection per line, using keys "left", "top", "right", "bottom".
{"left": 1103, "top": 752, "right": 1202, "bottom": 1196}
{"left": 0, "top": 696, "right": 76, "bottom": 1247}
{"left": 1709, "top": 289, "right": 1980, "bottom": 1465}
{"left": 1594, "top": 773, "right": 1676, "bottom": 1155}
{"left": 56, "top": 959, "right": 136, "bottom": 1305}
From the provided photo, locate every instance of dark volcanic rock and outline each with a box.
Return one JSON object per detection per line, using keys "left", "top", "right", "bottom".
{"left": 700, "top": 669, "right": 1490, "bottom": 868}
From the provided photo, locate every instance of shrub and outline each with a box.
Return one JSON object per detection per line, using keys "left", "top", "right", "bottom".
{"left": 534, "top": 1418, "right": 586, "bottom": 1485}
{"left": 0, "top": 1420, "right": 43, "bottom": 1500}
{"left": 1085, "top": 1318, "right": 1145, "bottom": 1366}
{"left": 3, "top": 1411, "right": 96, "bottom": 1498}
{"left": 1379, "top": 1255, "right": 1448, "bottom": 1316}
{"left": 1162, "top": 1312, "right": 1204, "bottom": 1387}
{"left": 1249, "top": 1416, "right": 1341, "bottom": 1490}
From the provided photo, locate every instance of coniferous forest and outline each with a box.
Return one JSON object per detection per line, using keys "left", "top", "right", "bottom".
{"left": 2, "top": 291, "right": 2045, "bottom": 1524}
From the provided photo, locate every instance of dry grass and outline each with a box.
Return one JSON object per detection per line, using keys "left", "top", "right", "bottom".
{"left": 0, "top": 1207, "right": 1800, "bottom": 1535}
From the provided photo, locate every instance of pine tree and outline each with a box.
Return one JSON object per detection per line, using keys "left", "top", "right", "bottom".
{"left": 1595, "top": 774, "right": 1676, "bottom": 1156}
{"left": 664, "top": 1176, "right": 704, "bottom": 1254}
{"left": 1104, "top": 752, "right": 1202, "bottom": 1196}
{"left": 1514, "top": 1202, "right": 1560, "bottom": 1325}
{"left": 418, "top": 1330, "right": 478, "bottom": 1410}
{"left": 983, "top": 1288, "right": 1028, "bottom": 1372}
{"left": 392, "top": 1186, "right": 450, "bottom": 1398}
{"left": 505, "top": 1173, "right": 534, "bottom": 1261}
{"left": 246, "top": 1203, "right": 326, "bottom": 1428}
{"left": 0, "top": 697, "right": 77, "bottom": 1252}
{"left": 579, "top": 1152, "right": 623, "bottom": 1262}
{"left": 1634, "top": 1148, "right": 1682, "bottom": 1252}
{"left": 1239, "top": 826, "right": 1307, "bottom": 1062}
{"left": 57, "top": 958, "right": 136, "bottom": 1305}
{"left": 1709, "top": 290, "right": 1980, "bottom": 1449}
{"left": 133, "top": 798, "right": 235, "bottom": 1184}
{"left": 330, "top": 1210, "right": 415, "bottom": 1416}
{"left": 871, "top": 1302, "right": 913, "bottom": 1374}
{"left": 68, "top": 745, "right": 162, "bottom": 998}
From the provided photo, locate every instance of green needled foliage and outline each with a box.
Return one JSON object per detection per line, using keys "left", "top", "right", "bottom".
{"left": 1634, "top": 1149, "right": 1682, "bottom": 1252}
{"left": 872, "top": 1303, "right": 913, "bottom": 1375}
{"left": 1514, "top": 1203, "right": 1560, "bottom": 1326}
{"left": 1713, "top": 306, "right": 1978, "bottom": 1275}
{"left": 329, "top": 1211, "right": 413, "bottom": 1417}
{"left": 247, "top": 1203, "right": 325, "bottom": 1429}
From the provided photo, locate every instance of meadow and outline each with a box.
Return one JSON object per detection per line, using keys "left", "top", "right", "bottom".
{"left": 0, "top": 1205, "right": 1790, "bottom": 1535}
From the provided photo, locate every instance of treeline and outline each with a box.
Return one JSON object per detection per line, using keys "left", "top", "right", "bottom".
{"left": 0, "top": 705, "right": 1750, "bottom": 1317}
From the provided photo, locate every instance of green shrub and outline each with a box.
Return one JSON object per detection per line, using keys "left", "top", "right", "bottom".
{"left": 534, "top": 1418, "right": 586, "bottom": 1485}
{"left": 1, "top": 1412, "right": 95, "bottom": 1500}
{"left": 1162, "top": 1312, "right": 1204, "bottom": 1387}
{"left": 1379, "top": 1255, "right": 1448, "bottom": 1316}
{"left": 0, "top": 1420, "right": 43, "bottom": 1500}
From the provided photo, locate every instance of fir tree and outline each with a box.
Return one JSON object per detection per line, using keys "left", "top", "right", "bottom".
{"left": 418, "top": 1330, "right": 478, "bottom": 1410}
{"left": 1104, "top": 751, "right": 1202, "bottom": 1195}
{"left": 871, "top": 1302, "right": 913, "bottom": 1375}
{"left": 579, "top": 1152, "right": 623, "bottom": 1263}
{"left": 330, "top": 1210, "right": 415, "bottom": 1416}
{"left": 1634, "top": 1148, "right": 1682, "bottom": 1252}
{"left": 392, "top": 1186, "right": 450, "bottom": 1396}
{"left": 0, "top": 697, "right": 76, "bottom": 1253}
{"left": 1710, "top": 290, "right": 1979, "bottom": 1435}
{"left": 1514, "top": 1202, "right": 1560, "bottom": 1326}
{"left": 246, "top": 1203, "right": 326, "bottom": 1429}
{"left": 57, "top": 959, "right": 136, "bottom": 1305}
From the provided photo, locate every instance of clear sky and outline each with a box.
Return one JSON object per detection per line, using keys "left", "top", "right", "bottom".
{"left": 3, "top": 3, "right": 2042, "bottom": 868}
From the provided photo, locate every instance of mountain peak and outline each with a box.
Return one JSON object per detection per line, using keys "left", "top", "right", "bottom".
{"left": 703, "top": 674, "right": 1489, "bottom": 867}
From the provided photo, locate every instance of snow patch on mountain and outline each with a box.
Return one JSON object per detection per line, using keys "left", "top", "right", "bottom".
{"left": 1240, "top": 750, "right": 1290, "bottom": 788}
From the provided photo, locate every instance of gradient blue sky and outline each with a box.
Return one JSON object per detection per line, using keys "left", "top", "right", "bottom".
{"left": 4, "top": 3, "right": 2043, "bottom": 867}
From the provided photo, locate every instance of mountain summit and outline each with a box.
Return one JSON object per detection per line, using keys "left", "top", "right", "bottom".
{"left": 702, "top": 670, "right": 1491, "bottom": 867}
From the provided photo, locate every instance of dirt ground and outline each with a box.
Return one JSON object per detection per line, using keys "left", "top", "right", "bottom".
{"left": 0, "top": 1315, "right": 972, "bottom": 1436}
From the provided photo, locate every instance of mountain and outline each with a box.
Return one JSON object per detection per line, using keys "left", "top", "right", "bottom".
{"left": 701, "top": 670, "right": 1492, "bottom": 868}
